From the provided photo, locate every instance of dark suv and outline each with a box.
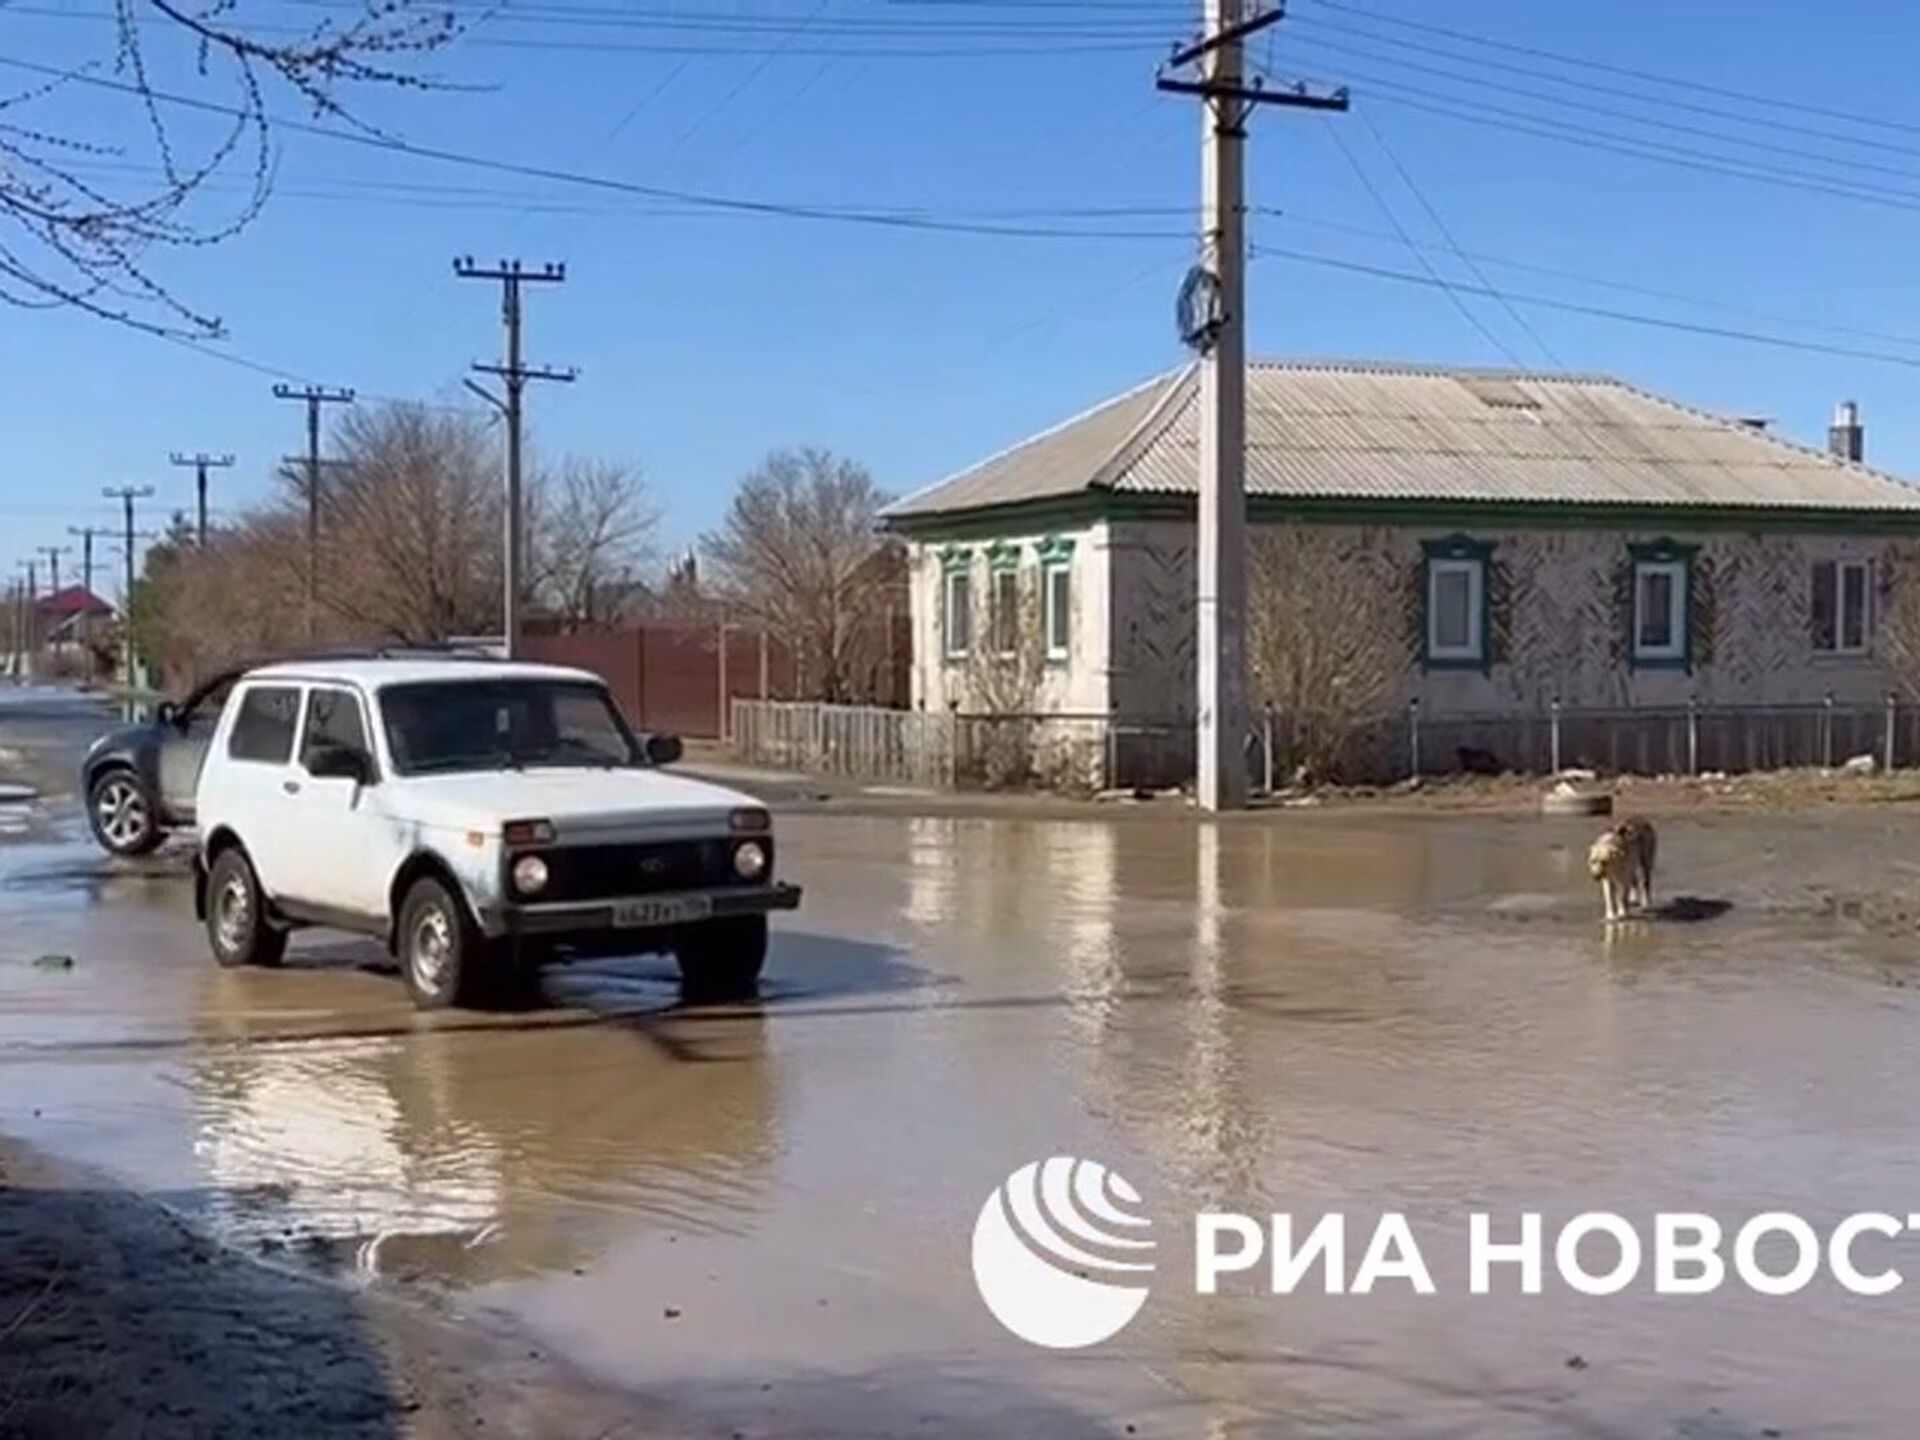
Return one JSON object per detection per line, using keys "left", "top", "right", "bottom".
{"left": 80, "top": 669, "right": 238, "bottom": 855}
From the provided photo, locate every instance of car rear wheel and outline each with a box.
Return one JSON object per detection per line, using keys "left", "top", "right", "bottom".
{"left": 398, "top": 876, "right": 485, "bottom": 1010}
{"left": 88, "top": 769, "right": 162, "bottom": 857}
{"left": 675, "top": 915, "right": 768, "bottom": 999}
{"left": 205, "top": 847, "right": 287, "bottom": 969}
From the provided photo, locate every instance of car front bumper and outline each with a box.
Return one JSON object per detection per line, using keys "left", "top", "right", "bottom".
{"left": 485, "top": 881, "right": 803, "bottom": 939}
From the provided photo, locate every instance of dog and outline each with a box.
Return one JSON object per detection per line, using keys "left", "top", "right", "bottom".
{"left": 1587, "top": 817, "right": 1657, "bottom": 922}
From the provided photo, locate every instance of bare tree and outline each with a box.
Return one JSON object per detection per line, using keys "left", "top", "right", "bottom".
{"left": 701, "top": 448, "right": 898, "bottom": 702}
{"left": 318, "top": 402, "right": 502, "bottom": 642}
{"left": 2, "top": 2, "right": 455, "bottom": 334}
{"left": 1247, "top": 527, "right": 1407, "bottom": 781}
{"left": 530, "top": 459, "right": 658, "bottom": 628}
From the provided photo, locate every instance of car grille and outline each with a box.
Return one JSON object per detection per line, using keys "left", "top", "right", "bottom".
{"left": 532, "top": 838, "right": 766, "bottom": 902}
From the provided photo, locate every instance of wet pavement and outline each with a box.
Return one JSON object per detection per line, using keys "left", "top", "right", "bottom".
{"left": 5, "top": 687, "right": 1920, "bottom": 1435}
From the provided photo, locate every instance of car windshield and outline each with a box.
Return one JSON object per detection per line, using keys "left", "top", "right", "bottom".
{"left": 379, "top": 679, "right": 639, "bottom": 776}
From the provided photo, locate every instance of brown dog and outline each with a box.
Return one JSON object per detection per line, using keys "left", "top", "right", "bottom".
{"left": 1588, "top": 817, "right": 1657, "bottom": 922}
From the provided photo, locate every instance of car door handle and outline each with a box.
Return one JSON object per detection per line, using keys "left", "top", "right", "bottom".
{"left": 282, "top": 780, "right": 301, "bottom": 795}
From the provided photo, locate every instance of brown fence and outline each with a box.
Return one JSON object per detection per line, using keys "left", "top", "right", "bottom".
{"left": 525, "top": 625, "right": 796, "bottom": 739}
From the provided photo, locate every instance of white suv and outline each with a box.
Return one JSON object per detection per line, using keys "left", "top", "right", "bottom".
{"left": 192, "top": 657, "right": 800, "bottom": 1008}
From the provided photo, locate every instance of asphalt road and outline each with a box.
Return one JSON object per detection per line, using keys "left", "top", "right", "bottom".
{"left": 6, "top": 686, "right": 1920, "bottom": 1437}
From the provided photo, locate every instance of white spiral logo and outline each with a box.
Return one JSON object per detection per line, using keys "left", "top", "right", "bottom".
{"left": 970, "top": 1156, "right": 1155, "bottom": 1349}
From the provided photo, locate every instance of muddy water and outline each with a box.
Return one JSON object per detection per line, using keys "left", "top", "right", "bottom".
{"left": 4, "top": 773, "right": 1920, "bottom": 1435}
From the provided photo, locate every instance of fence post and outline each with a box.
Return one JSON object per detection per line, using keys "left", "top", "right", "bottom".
{"left": 1886, "top": 691, "right": 1898, "bottom": 773}
{"left": 1549, "top": 694, "right": 1561, "bottom": 775}
{"left": 1687, "top": 695, "right": 1699, "bottom": 776}
{"left": 1824, "top": 690, "right": 1836, "bottom": 769}
{"left": 1408, "top": 697, "right": 1421, "bottom": 779}
{"left": 1263, "top": 703, "right": 1275, "bottom": 795}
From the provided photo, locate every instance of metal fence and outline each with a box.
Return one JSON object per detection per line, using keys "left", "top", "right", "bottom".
{"left": 1403, "top": 698, "right": 1913, "bottom": 781}
{"left": 734, "top": 697, "right": 1920, "bottom": 794}
{"left": 730, "top": 701, "right": 1204, "bottom": 792}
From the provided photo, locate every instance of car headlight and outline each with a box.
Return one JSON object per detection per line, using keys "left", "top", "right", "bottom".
{"left": 731, "top": 839, "right": 768, "bottom": 881}
{"left": 512, "top": 854, "right": 550, "bottom": 896}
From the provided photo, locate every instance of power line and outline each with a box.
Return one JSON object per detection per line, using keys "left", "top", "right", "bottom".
{"left": 1249, "top": 241, "right": 1920, "bottom": 372}
{"left": 1350, "top": 108, "right": 1563, "bottom": 369}
{"left": 1293, "top": 10, "right": 1920, "bottom": 165}
{"left": 1309, "top": 0, "right": 1920, "bottom": 141}
{"left": 0, "top": 56, "right": 1190, "bottom": 242}
{"left": 1267, "top": 210, "right": 1920, "bottom": 356}
{"left": 1357, "top": 87, "right": 1920, "bottom": 218}
{"left": 1318, "top": 116, "right": 1528, "bottom": 367}
{"left": 1285, "top": 30, "right": 1920, "bottom": 188}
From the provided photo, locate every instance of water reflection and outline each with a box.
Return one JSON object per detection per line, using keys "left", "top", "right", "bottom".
{"left": 187, "top": 966, "right": 781, "bottom": 1283}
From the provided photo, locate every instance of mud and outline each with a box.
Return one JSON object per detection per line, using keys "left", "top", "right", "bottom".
{"left": 5, "top": 688, "right": 1920, "bottom": 1434}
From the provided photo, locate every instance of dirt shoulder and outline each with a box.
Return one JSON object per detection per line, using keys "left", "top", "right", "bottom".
{"left": 0, "top": 1137, "right": 682, "bottom": 1440}
{"left": 696, "top": 748, "right": 1920, "bottom": 823}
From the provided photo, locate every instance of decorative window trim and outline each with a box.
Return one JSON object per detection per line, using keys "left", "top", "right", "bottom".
{"left": 940, "top": 558, "right": 973, "bottom": 661}
{"left": 1628, "top": 538, "right": 1697, "bottom": 671}
{"left": 985, "top": 539, "right": 1022, "bottom": 573}
{"left": 1036, "top": 534, "right": 1077, "bottom": 563}
{"left": 1420, "top": 535, "right": 1493, "bottom": 672}
{"left": 1041, "top": 553, "right": 1072, "bottom": 663}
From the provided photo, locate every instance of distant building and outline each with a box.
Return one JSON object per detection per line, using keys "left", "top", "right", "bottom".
{"left": 881, "top": 360, "right": 1920, "bottom": 734}
{"left": 34, "top": 586, "right": 115, "bottom": 650}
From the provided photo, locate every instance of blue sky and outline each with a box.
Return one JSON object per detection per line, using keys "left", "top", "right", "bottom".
{"left": 6, "top": 0, "right": 1920, "bottom": 588}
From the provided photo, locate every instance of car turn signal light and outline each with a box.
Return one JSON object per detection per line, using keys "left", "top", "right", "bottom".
{"left": 503, "top": 818, "right": 557, "bottom": 846}
{"left": 729, "top": 807, "right": 771, "bottom": 834}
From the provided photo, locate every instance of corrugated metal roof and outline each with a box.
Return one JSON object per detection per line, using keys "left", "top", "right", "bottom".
{"left": 881, "top": 360, "right": 1920, "bottom": 520}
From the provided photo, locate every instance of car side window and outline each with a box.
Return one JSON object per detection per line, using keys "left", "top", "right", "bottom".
{"left": 227, "top": 686, "right": 301, "bottom": 764}
{"left": 300, "top": 687, "right": 371, "bottom": 771}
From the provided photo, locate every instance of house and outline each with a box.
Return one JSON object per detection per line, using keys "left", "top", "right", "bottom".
{"left": 879, "top": 360, "right": 1920, "bottom": 772}
{"left": 34, "top": 586, "right": 115, "bottom": 650}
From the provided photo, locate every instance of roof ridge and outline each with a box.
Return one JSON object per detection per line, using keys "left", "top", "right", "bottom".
{"left": 1246, "top": 355, "right": 1620, "bottom": 386}
{"left": 878, "top": 366, "right": 1185, "bottom": 519}
{"left": 1606, "top": 375, "right": 1920, "bottom": 495}
{"left": 1089, "top": 362, "right": 1198, "bottom": 491}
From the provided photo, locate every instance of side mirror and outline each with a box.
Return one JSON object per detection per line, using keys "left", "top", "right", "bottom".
{"left": 307, "top": 743, "right": 373, "bottom": 785}
{"left": 644, "top": 733, "right": 683, "bottom": 766}
{"left": 155, "top": 701, "right": 179, "bottom": 728}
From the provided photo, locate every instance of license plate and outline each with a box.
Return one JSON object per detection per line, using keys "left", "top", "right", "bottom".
{"left": 612, "top": 895, "right": 713, "bottom": 928}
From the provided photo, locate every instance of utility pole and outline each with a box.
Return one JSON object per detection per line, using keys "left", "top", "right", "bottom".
{"left": 103, "top": 486, "right": 154, "bottom": 686}
{"left": 36, "top": 544, "right": 67, "bottom": 596}
{"left": 68, "top": 526, "right": 103, "bottom": 685}
{"left": 16, "top": 560, "right": 35, "bottom": 681}
{"left": 169, "top": 451, "right": 235, "bottom": 547}
{"left": 271, "top": 384, "right": 354, "bottom": 640}
{"left": 454, "top": 257, "right": 577, "bottom": 658}
{"left": 1157, "top": 0, "right": 1346, "bottom": 812}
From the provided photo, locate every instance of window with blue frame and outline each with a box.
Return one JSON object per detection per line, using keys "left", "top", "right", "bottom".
{"left": 1421, "top": 536, "right": 1492, "bottom": 669}
{"left": 1628, "top": 540, "right": 1696, "bottom": 669}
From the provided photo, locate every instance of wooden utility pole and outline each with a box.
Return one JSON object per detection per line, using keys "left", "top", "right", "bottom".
{"left": 169, "top": 451, "right": 235, "bottom": 546}
{"left": 1158, "top": 0, "right": 1346, "bottom": 811}
{"left": 102, "top": 486, "right": 154, "bottom": 686}
{"left": 36, "top": 544, "right": 67, "bottom": 596}
{"left": 271, "top": 384, "right": 354, "bottom": 639}
{"left": 16, "top": 560, "right": 35, "bottom": 681}
{"left": 68, "top": 525, "right": 103, "bottom": 685}
{"left": 454, "top": 257, "right": 576, "bottom": 658}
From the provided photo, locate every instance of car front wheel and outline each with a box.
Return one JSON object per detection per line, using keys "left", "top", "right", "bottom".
{"left": 205, "top": 847, "right": 287, "bottom": 969}
{"left": 88, "top": 769, "right": 162, "bottom": 856}
{"left": 398, "top": 876, "right": 485, "bottom": 1010}
{"left": 675, "top": 915, "right": 768, "bottom": 999}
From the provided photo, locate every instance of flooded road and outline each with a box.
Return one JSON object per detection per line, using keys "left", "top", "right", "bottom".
{"left": 4, "top": 692, "right": 1920, "bottom": 1436}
